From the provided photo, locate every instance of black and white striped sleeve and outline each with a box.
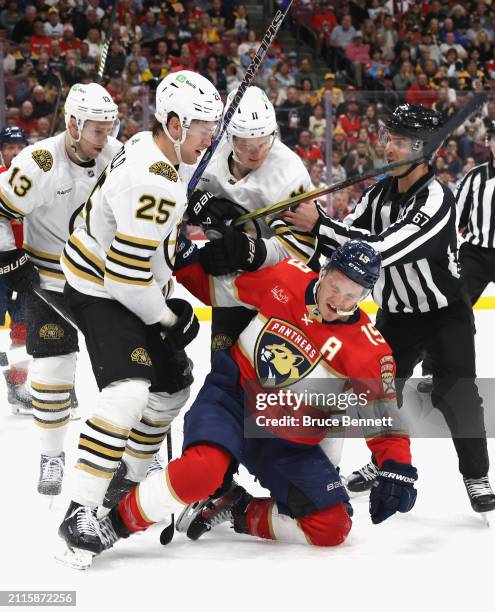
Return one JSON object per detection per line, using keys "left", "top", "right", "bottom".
{"left": 455, "top": 166, "right": 477, "bottom": 232}
{"left": 317, "top": 181, "right": 454, "bottom": 267}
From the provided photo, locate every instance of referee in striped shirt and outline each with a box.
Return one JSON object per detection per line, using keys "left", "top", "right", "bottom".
{"left": 457, "top": 120, "right": 495, "bottom": 303}
{"left": 283, "top": 104, "right": 495, "bottom": 514}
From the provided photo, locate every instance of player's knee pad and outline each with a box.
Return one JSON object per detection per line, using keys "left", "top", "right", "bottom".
{"left": 168, "top": 444, "right": 232, "bottom": 504}
{"left": 144, "top": 387, "right": 190, "bottom": 425}
{"left": 30, "top": 352, "right": 77, "bottom": 385}
{"left": 93, "top": 378, "right": 150, "bottom": 431}
{"left": 298, "top": 503, "right": 352, "bottom": 547}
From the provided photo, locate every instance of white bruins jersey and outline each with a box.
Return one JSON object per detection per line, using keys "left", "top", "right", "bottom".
{"left": 61, "top": 131, "right": 187, "bottom": 326}
{"left": 0, "top": 132, "right": 121, "bottom": 292}
{"left": 197, "top": 138, "right": 317, "bottom": 266}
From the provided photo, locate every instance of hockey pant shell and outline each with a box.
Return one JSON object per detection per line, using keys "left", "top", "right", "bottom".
{"left": 182, "top": 351, "right": 350, "bottom": 518}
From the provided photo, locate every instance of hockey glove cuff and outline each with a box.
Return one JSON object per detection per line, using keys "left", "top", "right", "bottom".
{"left": 199, "top": 230, "right": 267, "bottom": 276}
{"left": 187, "top": 191, "right": 237, "bottom": 231}
{"left": 369, "top": 460, "right": 418, "bottom": 525}
{"left": 161, "top": 298, "right": 199, "bottom": 351}
{"left": 0, "top": 249, "right": 39, "bottom": 293}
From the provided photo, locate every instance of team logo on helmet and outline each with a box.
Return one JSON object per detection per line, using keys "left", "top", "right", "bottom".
{"left": 32, "top": 150, "right": 53, "bottom": 172}
{"left": 255, "top": 318, "right": 320, "bottom": 387}
{"left": 131, "top": 348, "right": 152, "bottom": 367}
{"left": 149, "top": 161, "right": 178, "bottom": 182}
{"left": 39, "top": 324, "right": 64, "bottom": 340}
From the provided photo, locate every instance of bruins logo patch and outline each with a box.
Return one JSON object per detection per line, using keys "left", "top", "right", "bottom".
{"left": 32, "top": 150, "right": 53, "bottom": 172}
{"left": 39, "top": 324, "right": 64, "bottom": 340}
{"left": 212, "top": 333, "right": 233, "bottom": 352}
{"left": 131, "top": 347, "right": 152, "bottom": 367}
{"left": 149, "top": 161, "right": 178, "bottom": 182}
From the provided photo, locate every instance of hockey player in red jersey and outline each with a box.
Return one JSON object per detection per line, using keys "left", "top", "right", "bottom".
{"left": 88, "top": 240, "right": 417, "bottom": 560}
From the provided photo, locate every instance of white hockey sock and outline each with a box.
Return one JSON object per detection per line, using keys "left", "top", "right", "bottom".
{"left": 30, "top": 354, "right": 77, "bottom": 455}
{"left": 123, "top": 387, "right": 190, "bottom": 482}
{"left": 71, "top": 378, "right": 150, "bottom": 507}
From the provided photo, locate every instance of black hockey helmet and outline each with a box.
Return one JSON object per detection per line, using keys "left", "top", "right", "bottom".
{"left": 323, "top": 240, "right": 382, "bottom": 290}
{"left": 0, "top": 125, "right": 28, "bottom": 147}
{"left": 384, "top": 104, "right": 443, "bottom": 152}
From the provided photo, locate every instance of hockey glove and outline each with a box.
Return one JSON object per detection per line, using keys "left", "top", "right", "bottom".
{"left": 161, "top": 298, "right": 199, "bottom": 351}
{"left": 0, "top": 249, "right": 39, "bottom": 293}
{"left": 199, "top": 229, "right": 267, "bottom": 276}
{"left": 369, "top": 460, "right": 418, "bottom": 525}
{"left": 187, "top": 191, "right": 237, "bottom": 231}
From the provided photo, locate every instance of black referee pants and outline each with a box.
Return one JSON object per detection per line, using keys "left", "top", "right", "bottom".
{"left": 459, "top": 242, "right": 495, "bottom": 305}
{"left": 376, "top": 302, "right": 489, "bottom": 479}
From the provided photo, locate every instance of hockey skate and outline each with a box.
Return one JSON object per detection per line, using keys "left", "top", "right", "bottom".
{"left": 102, "top": 461, "right": 137, "bottom": 510}
{"left": 346, "top": 459, "right": 378, "bottom": 493}
{"left": 38, "top": 452, "right": 65, "bottom": 496}
{"left": 3, "top": 370, "right": 32, "bottom": 415}
{"left": 175, "top": 484, "right": 253, "bottom": 540}
{"left": 57, "top": 502, "right": 105, "bottom": 570}
{"left": 463, "top": 476, "right": 495, "bottom": 526}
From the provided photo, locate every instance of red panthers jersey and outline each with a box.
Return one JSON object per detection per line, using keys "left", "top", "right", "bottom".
{"left": 176, "top": 253, "right": 411, "bottom": 466}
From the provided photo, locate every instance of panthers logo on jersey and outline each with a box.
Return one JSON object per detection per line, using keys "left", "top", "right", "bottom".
{"left": 254, "top": 318, "right": 320, "bottom": 388}
{"left": 149, "top": 161, "right": 178, "bottom": 182}
{"left": 32, "top": 150, "right": 53, "bottom": 172}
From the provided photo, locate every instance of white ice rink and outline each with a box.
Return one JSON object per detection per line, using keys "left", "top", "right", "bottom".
{"left": 1, "top": 304, "right": 494, "bottom": 612}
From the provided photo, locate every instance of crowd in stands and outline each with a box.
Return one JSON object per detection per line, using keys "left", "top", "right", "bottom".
{"left": 1, "top": 0, "right": 495, "bottom": 217}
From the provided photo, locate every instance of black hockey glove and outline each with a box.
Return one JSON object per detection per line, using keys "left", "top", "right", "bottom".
{"left": 369, "top": 460, "right": 418, "bottom": 525}
{"left": 0, "top": 249, "right": 39, "bottom": 292}
{"left": 162, "top": 298, "right": 199, "bottom": 351}
{"left": 199, "top": 229, "right": 267, "bottom": 276}
{"left": 187, "top": 190, "right": 237, "bottom": 231}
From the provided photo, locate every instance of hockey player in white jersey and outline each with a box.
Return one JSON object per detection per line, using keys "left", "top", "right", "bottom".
{"left": 0, "top": 83, "right": 121, "bottom": 497}
{"left": 57, "top": 70, "right": 223, "bottom": 568}
{"left": 186, "top": 85, "right": 317, "bottom": 353}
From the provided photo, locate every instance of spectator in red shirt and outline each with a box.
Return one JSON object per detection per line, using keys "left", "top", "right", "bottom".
{"left": 295, "top": 129, "right": 324, "bottom": 164}
{"left": 312, "top": 5, "right": 337, "bottom": 32}
{"left": 405, "top": 72, "right": 437, "bottom": 108}
{"left": 30, "top": 20, "right": 52, "bottom": 56}
{"left": 17, "top": 100, "right": 38, "bottom": 135}
{"left": 337, "top": 98, "right": 361, "bottom": 142}
{"left": 59, "top": 24, "right": 82, "bottom": 54}
{"left": 188, "top": 30, "right": 212, "bottom": 68}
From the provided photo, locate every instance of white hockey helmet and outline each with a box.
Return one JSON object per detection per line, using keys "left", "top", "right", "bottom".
{"left": 155, "top": 70, "right": 223, "bottom": 135}
{"left": 226, "top": 86, "right": 277, "bottom": 139}
{"left": 64, "top": 83, "right": 119, "bottom": 137}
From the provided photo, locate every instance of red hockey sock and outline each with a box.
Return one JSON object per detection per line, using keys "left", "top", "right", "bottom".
{"left": 168, "top": 444, "right": 232, "bottom": 504}
{"left": 245, "top": 498, "right": 274, "bottom": 540}
{"left": 7, "top": 366, "right": 28, "bottom": 386}
{"left": 9, "top": 322, "right": 26, "bottom": 346}
{"left": 298, "top": 503, "right": 352, "bottom": 546}
{"left": 117, "top": 487, "right": 154, "bottom": 533}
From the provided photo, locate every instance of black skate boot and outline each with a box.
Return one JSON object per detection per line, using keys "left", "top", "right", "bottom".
{"left": 347, "top": 457, "right": 378, "bottom": 493}
{"left": 3, "top": 370, "right": 32, "bottom": 415}
{"left": 463, "top": 476, "right": 495, "bottom": 514}
{"left": 38, "top": 452, "right": 65, "bottom": 496}
{"left": 102, "top": 461, "right": 137, "bottom": 509}
{"left": 176, "top": 484, "right": 253, "bottom": 540}
{"left": 98, "top": 505, "right": 133, "bottom": 552}
{"left": 57, "top": 502, "right": 105, "bottom": 569}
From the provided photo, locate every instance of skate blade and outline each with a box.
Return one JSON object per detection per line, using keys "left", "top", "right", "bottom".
{"left": 478, "top": 512, "right": 492, "bottom": 527}
{"left": 9, "top": 404, "right": 32, "bottom": 416}
{"left": 55, "top": 542, "right": 96, "bottom": 570}
{"left": 176, "top": 501, "right": 205, "bottom": 533}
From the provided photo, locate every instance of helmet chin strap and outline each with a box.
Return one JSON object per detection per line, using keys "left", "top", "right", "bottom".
{"left": 163, "top": 123, "right": 188, "bottom": 165}
{"left": 66, "top": 130, "right": 92, "bottom": 163}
